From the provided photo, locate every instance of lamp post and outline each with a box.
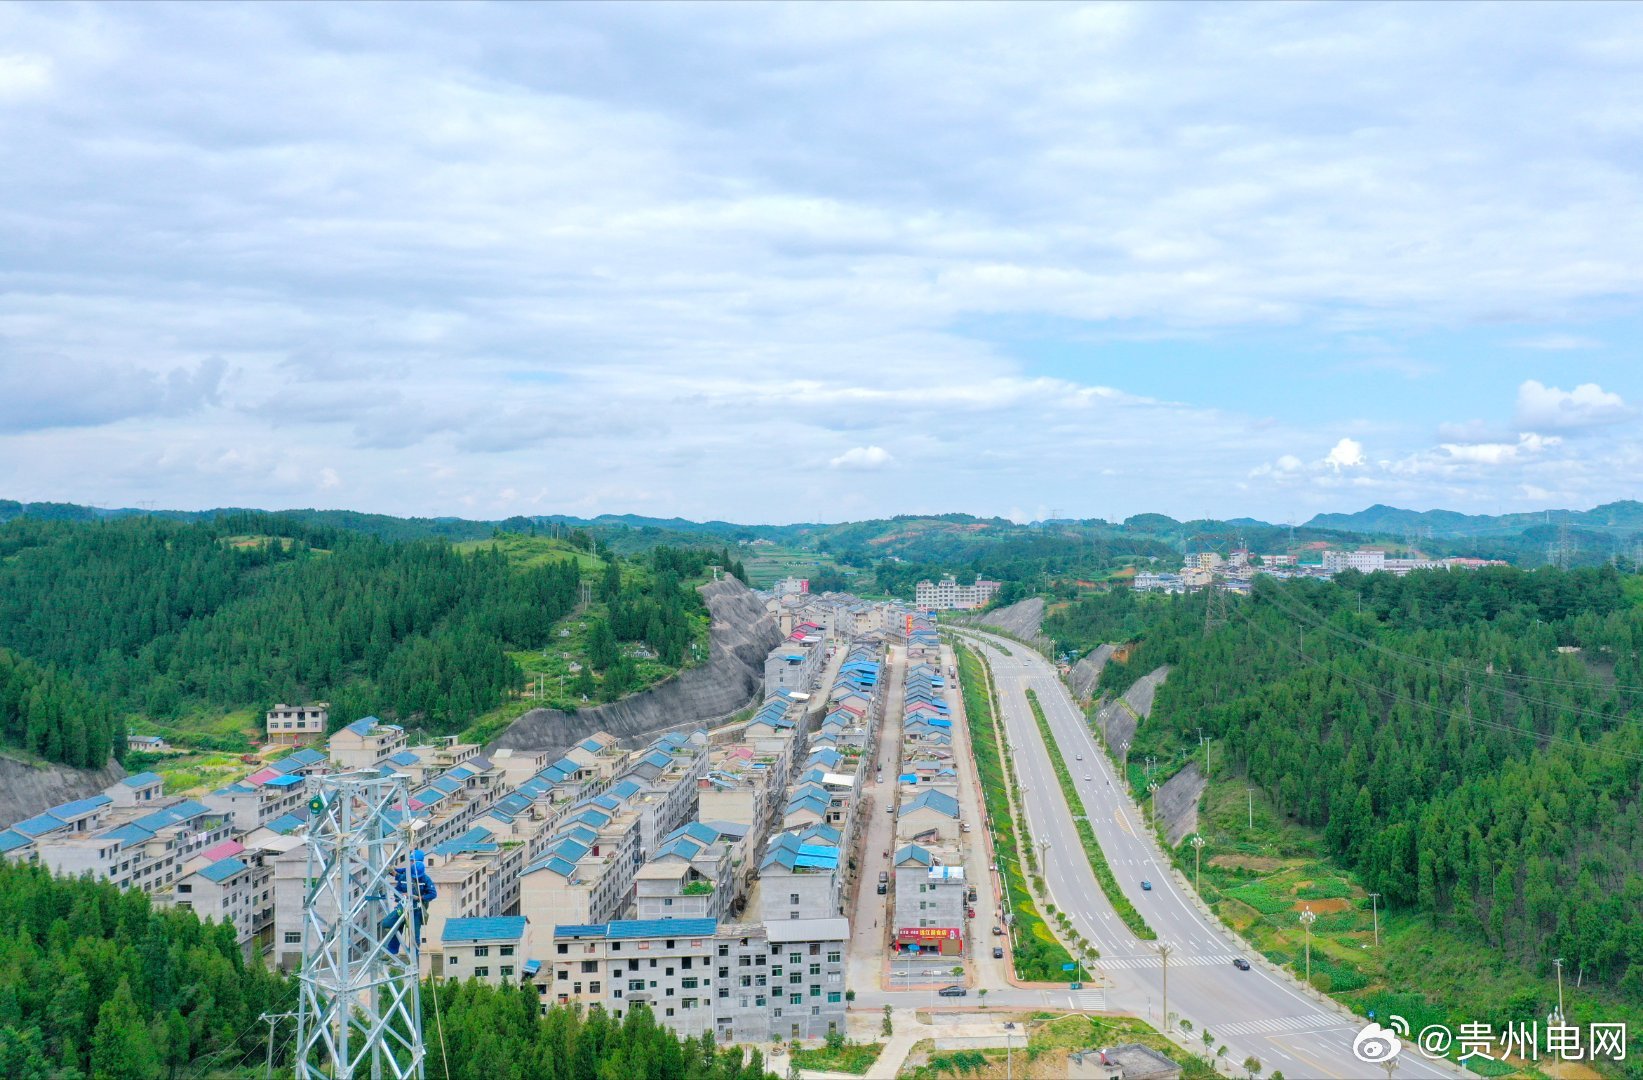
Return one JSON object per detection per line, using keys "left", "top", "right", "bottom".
{"left": 1190, "top": 835, "right": 1206, "bottom": 893}
{"left": 1149, "top": 782, "right": 1159, "bottom": 825}
{"left": 1155, "top": 940, "right": 1175, "bottom": 1034}
{"left": 1300, "top": 907, "right": 1317, "bottom": 987}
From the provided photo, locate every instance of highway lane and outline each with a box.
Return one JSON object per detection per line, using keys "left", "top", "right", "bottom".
{"left": 957, "top": 629, "right": 1463, "bottom": 1080}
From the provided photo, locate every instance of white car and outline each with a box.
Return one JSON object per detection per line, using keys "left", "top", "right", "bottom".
{"left": 1084, "top": 774, "right": 1092, "bottom": 781}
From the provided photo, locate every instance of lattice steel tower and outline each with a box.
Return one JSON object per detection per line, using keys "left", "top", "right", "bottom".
{"left": 295, "top": 772, "right": 432, "bottom": 1079}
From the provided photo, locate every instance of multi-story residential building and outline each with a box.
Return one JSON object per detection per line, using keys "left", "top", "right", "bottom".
{"left": 166, "top": 840, "right": 274, "bottom": 953}
{"left": 438, "top": 916, "right": 535, "bottom": 985}
{"left": 31, "top": 799, "right": 235, "bottom": 895}
{"left": 896, "top": 789, "right": 961, "bottom": 845}
{"left": 914, "top": 574, "right": 1001, "bottom": 611}
{"left": 547, "top": 919, "right": 718, "bottom": 1034}
{"left": 715, "top": 919, "right": 849, "bottom": 1042}
{"left": 759, "top": 825, "right": 844, "bottom": 921}
{"left": 891, "top": 844, "right": 966, "bottom": 956}
{"left": 1322, "top": 548, "right": 1387, "bottom": 573}
{"left": 265, "top": 702, "right": 329, "bottom": 745}
{"left": 326, "top": 716, "right": 407, "bottom": 770}
{"left": 633, "top": 820, "right": 743, "bottom": 921}
{"left": 106, "top": 771, "right": 165, "bottom": 808}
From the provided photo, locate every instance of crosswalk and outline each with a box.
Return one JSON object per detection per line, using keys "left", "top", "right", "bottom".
{"left": 1067, "top": 990, "right": 1106, "bottom": 1011}
{"left": 1096, "top": 953, "right": 1237, "bottom": 970}
{"left": 1214, "top": 1013, "right": 1354, "bottom": 1038}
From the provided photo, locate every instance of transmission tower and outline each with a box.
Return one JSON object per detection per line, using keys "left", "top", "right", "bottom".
{"left": 295, "top": 772, "right": 431, "bottom": 1079}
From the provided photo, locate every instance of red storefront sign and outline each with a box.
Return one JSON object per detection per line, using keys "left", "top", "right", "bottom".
{"left": 895, "top": 927, "right": 961, "bottom": 943}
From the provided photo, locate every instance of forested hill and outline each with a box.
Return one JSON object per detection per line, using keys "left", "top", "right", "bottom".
{"left": 1059, "top": 568, "right": 1643, "bottom": 1001}
{"left": 0, "top": 859, "right": 776, "bottom": 1079}
{"left": 0, "top": 515, "right": 740, "bottom": 753}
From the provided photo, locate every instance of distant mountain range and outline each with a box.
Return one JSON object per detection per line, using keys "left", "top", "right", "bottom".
{"left": 6, "top": 498, "right": 1643, "bottom": 567}
{"left": 1304, "top": 500, "right": 1643, "bottom": 538}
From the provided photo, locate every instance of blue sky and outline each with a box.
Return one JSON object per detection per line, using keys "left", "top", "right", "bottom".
{"left": 2, "top": 2, "right": 1641, "bottom": 524}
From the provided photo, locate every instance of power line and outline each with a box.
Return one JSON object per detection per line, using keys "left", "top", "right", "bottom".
{"left": 1229, "top": 601, "right": 1643, "bottom": 765}
{"left": 1251, "top": 581, "right": 1643, "bottom": 731}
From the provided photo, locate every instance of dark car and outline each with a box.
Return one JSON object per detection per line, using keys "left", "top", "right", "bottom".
{"left": 938, "top": 985, "right": 968, "bottom": 997}
{"left": 992, "top": 925, "right": 1004, "bottom": 936}
{"left": 992, "top": 946, "right": 1004, "bottom": 959}
{"left": 1233, "top": 958, "right": 1251, "bottom": 971}
{"left": 876, "top": 882, "right": 887, "bottom": 895}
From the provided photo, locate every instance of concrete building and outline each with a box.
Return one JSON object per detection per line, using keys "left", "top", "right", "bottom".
{"left": 759, "top": 825, "right": 844, "bottom": 921}
{"left": 1322, "top": 548, "right": 1387, "bottom": 573}
{"left": 914, "top": 575, "right": 1002, "bottom": 611}
{"left": 1067, "top": 1043, "right": 1183, "bottom": 1079}
{"left": 437, "top": 916, "right": 534, "bottom": 986}
{"left": 891, "top": 844, "right": 967, "bottom": 955}
{"left": 167, "top": 843, "right": 272, "bottom": 952}
{"left": 896, "top": 789, "right": 961, "bottom": 845}
{"left": 265, "top": 702, "right": 329, "bottom": 746}
{"left": 718, "top": 918, "right": 849, "bottom": 1043}
{"left": 106, "top": 771, "right": 165, "bottom": 808}
{"left": 326, "top": 716, "right": 407, "bottom": 770}
{"left": 547, "top": 918, "right": 719, "bottom": 1034}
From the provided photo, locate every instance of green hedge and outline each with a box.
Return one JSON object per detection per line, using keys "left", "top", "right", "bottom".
{"left": 956, "top": 644, "right": 1075, "bottom": 981}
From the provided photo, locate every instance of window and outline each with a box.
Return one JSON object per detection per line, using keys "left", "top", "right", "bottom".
{"left": 809, "top": 943, "right": 821, "bottom": 956}
{"left": 556, "top": 970, "right": 568, "bottom": 981}
{"left": 628, "top": 979, "right": 645, "bottom": 992}
{"left": 789, "top": 973, "right": 802, "bottom": 985}
{"left": 681, "top": 978, "right": 698, "bottom": 990}
{"left": 284, "top": 932, "right": 301, "bottom": 944}
{"left": 772, "top": 966, "right": 783, "bottom": 977}
{"left": 500, "top": 945, "right": 515, "bottom": 957}
{"left": 448, "top": 956, "right": 458, "bottom": 965}
{"left": 827, "top": 992, "right": 842, "bottom": 1003}
{"left": 789, "top": 993, "right": 802, "bottom": 1005}
{"left": 501, "top": 966, "right": 514, "bottom": 977}
{"left": 790, "top": 953, "right": 801, "bottom": 965}
{"left": 556, "top": 943, "right": 568, "bottom": 955}
{"left": 811, "top": 1005, "right": 821, "bottom": 1016}
{"left": 809, "top": 964, "right": 820, "bottom": 976}
{"left": 810, "top": 986, "right": 820, "bottom": 997}
{"left": 178, "top": 884, "right": 192, "bottom": 894}
{"left": 827, "top": 951, "right": 841, "bottom": 964}
{"left": 788, "top": 893, "right": 799, "bottom": 905}
{"left": 475, "top": 967, "right": 489, "bottom": 978}
{"left": 717, "top": 944, "right": 729, "bottom": 957}
{"left": 581, "top": 960, "right": 598, "bottom": 973}
{"left": 474, "top": 946, "right": 489, "bottom": 957}
{"left": 663, "top": 898, "right": 673, "bottom": 907}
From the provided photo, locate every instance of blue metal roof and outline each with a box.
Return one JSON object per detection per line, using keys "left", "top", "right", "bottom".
{"left": 522, "top": 959, "right": 541, "bottom": 976}
{"left": 553, "top": 922, "right": 607, "bottom": 937}
{"left": 0, "top": 830, "right": 32, "bottom": 853}
{"left": 606, "top": 918, "right": 716, "bottom": 940}
{"left": 264, "top": 773, "right": 303, "bottom": 788}
{"left": 11, "top": 813, "right": 66, "bottom": 837}
{"left": 197, "top": 857, "right": 248, "bottom": 882}
{"left": 51, "top": 795, "right": 111, "bottom": 819}
{"left": 610, "top": 779, "right": 642, "bottom": 799}
{"left": 120, "top": 772, "right": 162, "bottom": 788}
{"left": 387, "top": 751, "right": 420, "bottom": 766}
{"left": 106, "top": 823, "right": 155, "bottom": 848}
{"left": 579, "top": 737, "right": 605, "bottom": 753}
{"left": 264, "top": 812, "right": 306, "bottom": 835}
{"left": 442, "top": 916, "right": 526, "bottom": 943}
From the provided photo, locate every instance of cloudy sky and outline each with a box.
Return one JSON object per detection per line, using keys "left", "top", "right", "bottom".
{"left": 3, "top": 3, "right": 1642, "bottom": 524}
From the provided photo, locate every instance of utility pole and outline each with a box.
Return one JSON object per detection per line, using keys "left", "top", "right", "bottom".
{"left": 1190, "top": 835, "right": 1206, "bottom": 893}
{"left": 1156, "top": 941, "right": 1175, "bottom": 1033}
{"left": 1553, "top": 958, "right": 1566, "bottom": 1021}
{"left": 1246, "top": 788, "right": 1254, "bottom": 830}
{"left": 260, "top": 1011, "right": 296, "bottom": 1078}
{"left": 1369, "top": 892, "right": 1381, "bottom": 947}
{"left": 1300, "top": 908, "right": 1317, "bottom": 988}
{"left": 1149, "top": 782, "right": 1159, "bottom": 825}
{"left": 295, "top": 772, "right": 429, "bottom": 1080}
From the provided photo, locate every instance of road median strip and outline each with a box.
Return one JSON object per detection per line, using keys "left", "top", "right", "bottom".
{"left": 1024, "top": 687, "right": 1157, "bottom": 941}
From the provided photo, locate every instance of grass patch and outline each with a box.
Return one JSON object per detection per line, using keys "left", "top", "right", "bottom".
{"left": 1163, "top": 777, "right": 1643, "bottom": 1069}
{"left": 790, "top": 1040, "right": 882, "bottom": 1075}
{"left": 453, "top": 534, "right": 606, "bottom": 571}
{"left": 1024, "top": 688, "right": 1155, "bottom": 940}
{"left": 955, "top": 643, "right": 1075, "bottom": 982}
{"left": 904, "top": 1014, "right": 1218, "bottom": 1080}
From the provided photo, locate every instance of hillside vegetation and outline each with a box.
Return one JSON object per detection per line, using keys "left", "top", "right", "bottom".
{"left": 1064, "top": 568, "right": 1643, "bottom": 1055}
{"left": 0, "top": 515, "right": 736, "bottom": 752}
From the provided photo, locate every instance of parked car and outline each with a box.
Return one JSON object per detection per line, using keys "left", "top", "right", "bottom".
{"left": 886, "top": 804, "right": 895, "bottom": 814}
{"left": 992, "top": 925, "right": 1004, "bottom": 936}
{"left": 876, "top": 882, "right": 887, "bottom": 895}
{"left": 967, "top": 886, "right": 978, "bottom": 902}
{"left": 992, "top": 946, "right": 1004, "bottom": 959}
{"left": 967, "top": 907, "right": 976, "bottom": 918}
{"left": 1140, "top": 880, "right": 1153, "bottom": 891}
{"left": 1084, "top": 774, "right": 1093, "bottom": 781}
{"left": 1233, "top": 958, "right": 1251, "bottom": 971}
{"left": 1075, "top": 753, "right": 1082, "bottom": 761}
{"left": 938, "top": 985, "right": 968, "bottom": 997}
{"left": 879, "top": 870, "right": 890, "bottom": 883}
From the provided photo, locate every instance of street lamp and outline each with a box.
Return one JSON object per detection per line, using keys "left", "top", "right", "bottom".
{"left": 1155, "top": 940, "right": 1175, "bottom": 1034}
{"left": 1300, "top": 907, "right": 1317, "bottom": 987}
{"left": 1190, "top": 835, "right": 1206, "bottom": 893}
{"left": 1148, "top": 782, "right": 1159, "bottom": 824}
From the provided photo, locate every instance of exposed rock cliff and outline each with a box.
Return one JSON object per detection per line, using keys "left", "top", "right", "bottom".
{"left": 1066, "top": 644, "right": 1115, "bottom": 702}
{"left": 490, "top": 576, "right": 782, "bottom": 755}
{"left": 1091, "top": 664, "right": 1170, "bottom": 753}
{"left": 1155, "top": 761, "right": 1207, "bottom": 846}
{"left": 0, "top": 754, "right": 127, "bottom": 829}
{"left": 954, "top": 597, "right": 1045, "bottom": 641}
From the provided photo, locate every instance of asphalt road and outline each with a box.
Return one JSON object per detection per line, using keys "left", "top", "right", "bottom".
{"left": 954, "top": 629, "right": 1463, "bottom": 1080}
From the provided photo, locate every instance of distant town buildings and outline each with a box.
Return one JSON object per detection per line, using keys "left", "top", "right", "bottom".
{"left": 914, "top": 574, "right": 1002, "bottom": 611}
{"left": 1137, "top": 547, "right": 1509, "bottom": 594}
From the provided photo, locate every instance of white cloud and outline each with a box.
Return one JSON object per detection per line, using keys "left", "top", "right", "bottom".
{"left": 1324, "top": 438, "right": 1366, "bottom": 470}
{"left": 1510, "top": 334, "right": 1602, "bottom": 351}
{"left": 319, "top": 467, "right": 341, "bottom": 489}
{"left": 829, "top": 446, "right": 895, "bottom": 471}
{"left": 1514, "top": 380, "right": 1635, "bottom": 431}
{"left": 1437, "top": 432, "right": 1560, "bottom": 466}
